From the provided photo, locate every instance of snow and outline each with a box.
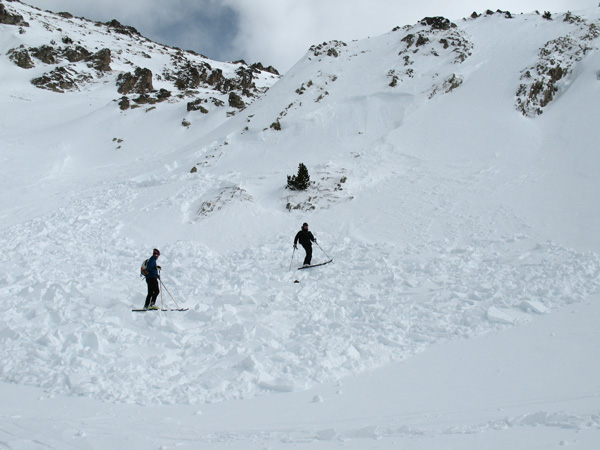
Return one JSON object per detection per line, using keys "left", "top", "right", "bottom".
{"left": 1, "top": 3, "right": 599, "bottom": 449}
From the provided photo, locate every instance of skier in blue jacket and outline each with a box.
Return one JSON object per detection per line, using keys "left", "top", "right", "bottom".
{"left": 143, "top": 248, "right": 161, "bottom": 310}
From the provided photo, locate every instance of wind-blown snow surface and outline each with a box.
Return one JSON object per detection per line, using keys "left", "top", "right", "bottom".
{"left": 1, "top": 3, "right": 600, "bottom": 448}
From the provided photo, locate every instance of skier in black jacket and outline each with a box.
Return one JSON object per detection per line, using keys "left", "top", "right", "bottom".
{"left": 294, "top": 222, "right": 316, "bottom": 266}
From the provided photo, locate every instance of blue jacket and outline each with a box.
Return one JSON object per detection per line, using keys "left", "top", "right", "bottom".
{"left": 146, "top": 255, "right": 159, "bottom": 278}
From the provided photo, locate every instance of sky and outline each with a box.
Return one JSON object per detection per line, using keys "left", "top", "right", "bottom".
{"left": 24, "top": 0, "right": 599, "bottom": 72}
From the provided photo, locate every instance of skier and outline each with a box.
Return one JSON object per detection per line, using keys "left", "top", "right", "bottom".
{"left": 143, "top": 248, "right": 162, "bottom": 310}
{"left": 293, "top": 223, "right": 316, "bottom": 266}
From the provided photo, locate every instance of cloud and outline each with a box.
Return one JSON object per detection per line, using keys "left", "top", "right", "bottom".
{"left": 24, "top": 0, "right": 242, "bottom": 61}
{"left": 223, "top": 0, "right": 598, "bottom": 72}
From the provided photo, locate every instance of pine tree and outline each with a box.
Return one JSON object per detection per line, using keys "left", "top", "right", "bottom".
{"left": 287, "top": 163, "right": 310, "bottom": 190}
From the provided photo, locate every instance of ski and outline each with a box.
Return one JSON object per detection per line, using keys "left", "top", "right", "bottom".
{"left": 132, "top": 308, "right": 189, "bottom": 312}
{"left": 297, "top": 259, "right": 333, "bottom": 270}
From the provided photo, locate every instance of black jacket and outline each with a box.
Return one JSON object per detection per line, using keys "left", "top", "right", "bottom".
{"left": 294, "top": 229, "right": 315, "bottom": 247}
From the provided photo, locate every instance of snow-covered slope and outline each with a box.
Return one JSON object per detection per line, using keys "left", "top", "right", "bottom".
{"left": 1, "top": 2, "right": 599, "bottom": 448}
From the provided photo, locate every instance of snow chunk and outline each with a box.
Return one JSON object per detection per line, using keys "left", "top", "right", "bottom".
{"left": 487, "top": 306, "right": 516, "bottom": 324}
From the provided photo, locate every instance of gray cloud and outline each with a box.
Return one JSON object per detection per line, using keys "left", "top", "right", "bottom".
{"left": 223, "top": 0, "right": 598, "bottom": 71}
{"left": 24, "top": 0, "right": 243, "bottom": 61}
{"left": 24, "top": 0, "right": 599, "bottom": 72}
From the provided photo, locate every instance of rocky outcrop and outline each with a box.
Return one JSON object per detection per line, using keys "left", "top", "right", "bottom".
{"left": 310, "top": 40, "right": 347, "bottom": 58}
{"left": 173, "top": 62, "right": 211, "bottom": 90}
{"left": 228, "top": 92, "right": 245, "bottom": 109}
{"left": 0, "top": 3, "right": 28, "bottom": 26}
{"left": 187, "top": 98, "right": 208, "bottom": 113}
{"left": 31, "top": 66, "right": 92, "bottom": 93}
{"left": 117, "top": 67, "right": 153, "bottom": 95}
{"left": 206, "top": 68, "right": 225, "bottom": 89}
{"left": 105, "top": 19, "right": 140, "bottom": 37}
{"left": 516, "top": 14, "right": 600, "bottom": 116}
{"left": 420, "top": 16, "right": 456, "bottom": 30}
{"left": 64, "top": 46, "right": 91, "bottom": 63}
{"left": 30, "top": 45, "right": 59, "bottom": 64}
{"left": 250, "top": 62, "right": 279, "bottom": 75}
{"left": 86, "top": 48, "right": 111, "bottom": 72}
{"left": 8, "top": 46, "right": 34, "bottom": 68}
{"left": 398, "top": 17, "right": 472, "bottom": 65}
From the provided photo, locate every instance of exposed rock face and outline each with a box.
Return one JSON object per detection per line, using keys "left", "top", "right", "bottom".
{"left": 4, "top": 0, "right": 279, "bottom": 112}
{"left": 516, "top": 14, "right": 600, "bottom": 116}
{"left": 31, "top": 66, "right": 92, "bottom": 92}
{"left": 86, "top": 48, "right": 111, "bottom": 72}
{"left": 309, "top": 40, "right": 347, "bottom": 58}
{"left": 8, "top": 46, "right": 34, "bottom": 68}
{"left": 0, "top": 3, "right": 28, "bottom": 26}
{"left": 30, "top": 45, "right": 59, "bottom": 64}
{"left": 187, "top": 98, "right": 209, "bottom": 113}
{"left": 420, "top": 16, "right": 456, "bottom": 30}
{"left": 235, "top": 66, "right": 255, "bottom": 94}
{"left": 250, "top": 62, "right": 279, "bottom": 75}
{"left": 117, "top": 67, "right": 153, "bottom": 95}
{"left": 228, "top": 92, "right": 245, "bottom": 109}
{"left": 174, "top": 62, "right": 211, "bottom": 90}
{"left": 207, "top": 68, "right": 225, "bottom": 88}
{"left": 118, "top": 96, "right": 130, "bottom": 111}
{"left": 64, "top": 46, "right": 91, "bottom": 63}
{"left": 105, "top": 19, "right": 140, "bottom": 37}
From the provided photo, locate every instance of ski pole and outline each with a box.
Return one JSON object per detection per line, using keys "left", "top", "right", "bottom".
{"left": 159, "top": 268, "right": 164, "bottom": 310}
{"left": 315, "top": 241, "right": 332, "bottom": 260}
{"left": 289, "top": 246, "right": 296, "bottom": 271}
{"left": 159, "top": 278, "right": 180, "bottom": 308}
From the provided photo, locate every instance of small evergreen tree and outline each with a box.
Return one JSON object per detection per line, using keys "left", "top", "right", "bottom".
{"left": 287, "top": 163, "right": 310, "bottom": 190}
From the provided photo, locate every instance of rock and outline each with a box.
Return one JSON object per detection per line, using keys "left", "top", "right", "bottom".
{"left": 0, "top": 3, "right": 28, "bottom": 26}
{"left": 31, "top": 66, "right": 92, "bottom": 93}
{"left": 118, "top": 96, "right": 130, "bottom": 110}
{"left": 420, "top": 16, "right": 456, "bottom": 30}
{"left": 30, "top": 45, "right": 59, "bottom": 64}
{"left": 235, "top": 66, "right": 255, "bottom": 92}
{"left": 250, "top": 62, "right": 279, "bottom": 75}
{"left": 187, "top": 98, "right": 208, "bottom": 113}
{"left": 207, "top": 68, "right": 225, "bottom": 88}
{"left": 64, "top": 45, "right": 91, "bottom": 63}
{"left": 8, "top": 46, "right": 34, "bottom": 69}
{"left": 309, "top": 40, "right": 347, "bottom": 57}
{"left": 156, "top": 88, "right": 171, "bottom": 101}
{"left": 86, "top": 48, "right": 111, "bottom": 72}
{"left": 416, "top": 34, "right": 429, "bottom": 47}
{"left": 228, "top": 92, "right": 245, "bottom": 109}
{"left": 106, "top": 19, "right": 140, "bottom": 37}
{"left": 174, "top": 62, "right": 209, "bottom": 90}
{"left": 117, "top": 67, "right": 153, "bottom": 95}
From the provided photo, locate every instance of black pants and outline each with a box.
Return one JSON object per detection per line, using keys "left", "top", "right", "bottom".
{"left": 302, "top": 244, "right": 312, "bottom": 265}
{"left": 144, "top": 277, "right": 160, "bottom": 308}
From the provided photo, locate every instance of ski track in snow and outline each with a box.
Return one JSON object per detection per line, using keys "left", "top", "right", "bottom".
{"left": 1, "top": 176, "right": 599, "bottom": 405}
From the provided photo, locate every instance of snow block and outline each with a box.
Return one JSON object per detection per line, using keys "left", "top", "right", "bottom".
{"left": 486, "top": 306, "right": 515, "bottom": 324}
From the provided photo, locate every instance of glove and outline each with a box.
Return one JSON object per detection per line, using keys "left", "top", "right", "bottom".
{"left": 157, "top": 265, "right": 162, "bottom": 270}
{"left": 293, "top": 245, "right": 297, "bottom": 249}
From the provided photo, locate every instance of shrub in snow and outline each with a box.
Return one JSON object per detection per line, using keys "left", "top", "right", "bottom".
{"left": 287, "top": 163, "right": 311, "bottom": 191}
